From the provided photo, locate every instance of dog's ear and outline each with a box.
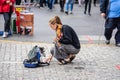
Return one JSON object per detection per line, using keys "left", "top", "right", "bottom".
{"left": 39, "top": 47, "right": 45, "bottom": 53}
{"left": 39, "top": 47, "right": 46, "bottom": 57}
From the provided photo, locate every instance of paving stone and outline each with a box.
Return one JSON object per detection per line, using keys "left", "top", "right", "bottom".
{"left": 0, "top": 40, "right": 120, "bottom": 80}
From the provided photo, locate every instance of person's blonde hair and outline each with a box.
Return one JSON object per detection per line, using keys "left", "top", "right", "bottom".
{"left": 49, "top": 16, "right": 62, "bottom": 25}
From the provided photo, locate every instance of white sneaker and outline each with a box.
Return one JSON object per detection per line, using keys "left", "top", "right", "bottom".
{"left": 2, "top": 32, "right": 8, "bottom": 38}
{"left": 105, "top": 40, "right": 110, "bottom": 44}
{"left": 116, "top": 43, "right": 120, "bottom": 47}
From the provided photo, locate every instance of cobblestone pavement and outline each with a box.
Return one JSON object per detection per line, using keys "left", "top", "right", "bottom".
{"left": 0, "top": 40, "right": 120, "bottom": 80}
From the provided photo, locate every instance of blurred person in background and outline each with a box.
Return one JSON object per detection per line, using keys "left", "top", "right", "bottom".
{"left": 84, "top": 0, "right": 92, "bottom": 16}
{"left": 100, "top": 0, "right": 120, "bottom": 47}
{"left": 0, "top": 0, "right": 15, "bottom": 38}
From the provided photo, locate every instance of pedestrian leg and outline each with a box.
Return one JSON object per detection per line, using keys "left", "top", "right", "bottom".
{"left": 88, "top": 0, "right": 91, "bottom": 16}
{"left": 115, "top": 21, "right": 120, "bottom": 45}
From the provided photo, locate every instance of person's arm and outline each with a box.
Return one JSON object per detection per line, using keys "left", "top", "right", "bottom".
{"left": 100, "top": 0, "right": 109, "bottom": 18}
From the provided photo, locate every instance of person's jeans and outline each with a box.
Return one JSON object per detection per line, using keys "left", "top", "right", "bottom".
{"left": 65, "top": 0, "right": 74, "bottom": 12}
{"left": 104, "top": 18, "right": 120, "bottom": 44}
{"left": 60, "top": 0, "right": 65, "bottom": 10}
{"left": 84, "top": 0, "right": 91, "bottom": 13}
{"left": 48, "top": 0, "right": 53, "bottom": 9}
{"left": 3, "top": 12, "right": 12, "bottom": 32}
{"left": 52, "top": 0, "right": 55, "bottom": 6}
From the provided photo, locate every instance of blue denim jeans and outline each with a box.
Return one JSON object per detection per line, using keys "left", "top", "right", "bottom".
{"left": 47, "top": 0, "right": 53, "bottom": 9}
{"left": 65, "top": 0, "right": 74, "bottom": 12}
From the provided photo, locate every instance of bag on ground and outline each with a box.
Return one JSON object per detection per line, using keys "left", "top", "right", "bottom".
{"left": 23, "top": 45, "right": 49, "bottom": 68}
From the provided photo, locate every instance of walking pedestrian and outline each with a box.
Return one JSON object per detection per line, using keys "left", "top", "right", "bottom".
{"left": 44, "top": 16, "right": 81, "bottom": 64}
{"left": 84, "top": 0, "right": 92, "bottom": 16}
{"left": 59, "top": 0, "right": 65, "bottom": 12}
{"left": 100, "top": 0, "right": 120, "bottom": 47}
{"left": 65, "top": 0, "right": 74, "bottom": 14}
{"left": 0, "top": 0, "right": 15, "bottom": 38}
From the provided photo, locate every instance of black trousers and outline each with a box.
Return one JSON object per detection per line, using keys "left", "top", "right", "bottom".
{"left": 93, "top": 0, "right": 97, "bottom": 5}
{"left": 3, "top": 12, "right": 12, "bottom": 32}
{"left": 59, "top": 0, "right": 65, "bottom": 11}
{"left": 84, "top": 0, "right": 92, "bottom": 13}
{"left": 104, "top": 18, "right": 120, "bottom": 44}
{"left": 39, "top": 0, "right": 46, "bottom": 7}
{"left": 16, "top": 0, "right": 21, "bottom": 5}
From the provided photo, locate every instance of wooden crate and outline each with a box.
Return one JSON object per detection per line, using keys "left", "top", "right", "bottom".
{"left": 20, "top": 12, "right": 34, "bottom": 35}
{"left": 20, "top": 13, "right": 34, "bottom": 22}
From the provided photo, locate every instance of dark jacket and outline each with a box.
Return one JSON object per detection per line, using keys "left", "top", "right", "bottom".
{"left": 59, "top": 25, "right": 81, "bottom": 49}
{"left": 100, "top": 0, "right": 109, "bottom": 18}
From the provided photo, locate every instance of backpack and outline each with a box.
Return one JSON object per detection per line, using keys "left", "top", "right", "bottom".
{"left": 23, "top": 45, "right": 49, "bottom": 68}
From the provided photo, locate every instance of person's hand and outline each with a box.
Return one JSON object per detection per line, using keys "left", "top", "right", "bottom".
{"left": 6, "top": 0, "right": 10, "bottom": 3}
{"left": 54, "top": 37, "right": 58, "bottom": 42}
{"left": 44, "top": 55, "right": 53, "bottom": 63}
{"left": 53, "top": 37, "right": 61, "bottom": 47}
{"left": 6, "top": 0, "right": 13, "bottom": 5}
{"left": 9, "top": 2, "right": 12, "bottom": 5}
{"left": 101, "top": 13, "right": 106, "bottom": 18}
{"left": 54, "top": 37, "right": 61, "bottom": 42}
{"left": 57, "top": 42, "right": 61, "bottom": 47}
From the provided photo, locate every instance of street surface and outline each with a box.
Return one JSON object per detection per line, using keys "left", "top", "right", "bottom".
{"left": 0, "top": 4, "right": 115, "bottom": 43}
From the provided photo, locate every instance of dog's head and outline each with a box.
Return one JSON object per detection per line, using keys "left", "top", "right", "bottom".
{"left": 39, "top": 47, "right": 46, "bottom": 57}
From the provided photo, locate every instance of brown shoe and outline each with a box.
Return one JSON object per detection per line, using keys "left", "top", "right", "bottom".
{"left": 57, "top": 59, "right": 67, "bottom": 65}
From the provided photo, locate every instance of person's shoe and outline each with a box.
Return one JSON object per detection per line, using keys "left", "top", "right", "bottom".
{"left": 64, "top": 54, "right": 75, "bottom": 62}
{"left": 60, "top": 9, "right": 64, "bottom": 12}
{"left": 84, "top": 11, "right": 86, "bottom": 14}
{"left": 116, "top": 43, "right": 120, "bottom": 47}
{"left": 94, "top": 4, "right": 96, "bottom": 7}
{"left": 57, "top": 59, "right": 67, "bottom": 65}
{"left": 79, "top": 5, "right": 81, "bottom": 7}
{"left": 105, "top": 40, "right": 110, "bottom": 44}
{"left": 49, "top": 9, "right": 52, "bottom": 12}
{"left": 65, "top": 11, "right": 68, "bottom": 15}
{"left": 2, "top": 32, "right": 8, "bottom": 38}
{"left": 88, "top": 13, "right": 91, "bottom": 16}
{"left": 70, "top": 55, "right": 76, "bottom": 62}
{"left": 64, "top": 58, "right": 70, "bottom": 62}
{"left": 38, "top": 6, "right": 40, "bottom": 8}
{"left": 70, "top": 11, "right": 73, "bottom": 14}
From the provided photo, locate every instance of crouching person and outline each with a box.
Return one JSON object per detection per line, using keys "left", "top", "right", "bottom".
{"left": 45, "top": 16, "right": 81, "bottom": 65}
